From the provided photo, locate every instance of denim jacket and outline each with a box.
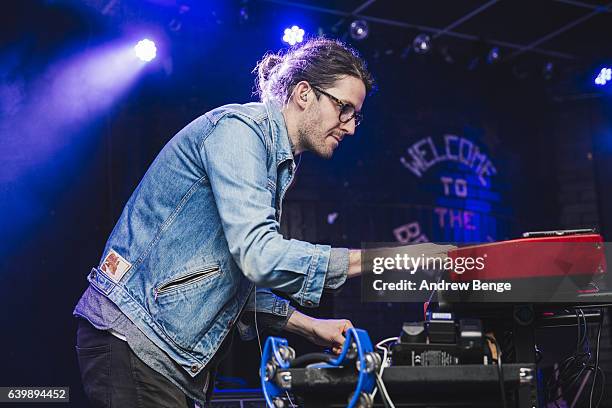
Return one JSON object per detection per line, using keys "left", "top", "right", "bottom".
{"left": 86, "top": 101, "right": 336, "bottom": 377}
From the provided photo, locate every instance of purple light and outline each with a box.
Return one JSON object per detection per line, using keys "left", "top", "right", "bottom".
{"left": 327, "top": 212, "right": 339, "bottom": 225}
{"left": 134, "top": 39, "right": 157, "bottom": 62}
{"left": 0, "top": 41, "right": 145, "bottom": 184}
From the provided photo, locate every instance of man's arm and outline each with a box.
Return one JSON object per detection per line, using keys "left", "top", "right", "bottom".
{"left": 344, "top": 244, "right": 456, "bottom": 279}
{"left": 347, "top": 249, "right": 361, "bottom": 279}
{"left": 201, "top": 114, "right": 332, "bottom": 307}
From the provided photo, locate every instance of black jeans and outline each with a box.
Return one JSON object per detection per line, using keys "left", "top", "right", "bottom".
{"left": 76, "top": 318, "right": 193, "bottom": 408}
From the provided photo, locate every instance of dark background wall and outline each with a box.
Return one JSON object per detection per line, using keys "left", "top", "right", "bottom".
{"left": 1, "top": 1, "right": 611, "bottom": 406}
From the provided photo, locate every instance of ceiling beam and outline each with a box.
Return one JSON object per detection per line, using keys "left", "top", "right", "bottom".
{"left": 433, "top": 0, "right": 499, "bottom": 39}
{"left": 507, "top": 1, "right": 612, "bottom": 59}
{"left": 332, "top": 0, "right": 377, "bottom": 33}
{"left": 553, "top": 0, "right": 612, "bottom": 13}
{"left": 258, "top": 0, "right": 576, "bottom": 60}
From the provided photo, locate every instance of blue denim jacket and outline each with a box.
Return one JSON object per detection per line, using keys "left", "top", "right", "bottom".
{"left": 87, "top": 101, "right": 336, "bottom": 377}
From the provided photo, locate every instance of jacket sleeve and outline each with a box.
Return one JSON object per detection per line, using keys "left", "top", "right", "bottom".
{"left": 200, "top": 114, "right": 331, "bottom": 307}
{"left": 236, "top": 287, "right": 295, "bottom": 340}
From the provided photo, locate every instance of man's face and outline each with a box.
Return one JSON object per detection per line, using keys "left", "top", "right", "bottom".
{"left": 298, "top": 76, "right": 367, "bottom": 159}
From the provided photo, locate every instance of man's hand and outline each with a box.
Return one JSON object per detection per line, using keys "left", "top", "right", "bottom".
{"left": 285, "top": 310, "right": 353, "bottom": 354}
{"left": 399, "top": 242, "right": 457, "bottom": 259}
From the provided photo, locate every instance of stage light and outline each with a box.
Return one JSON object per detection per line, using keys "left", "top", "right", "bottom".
{"left": 487, "top": 47, "right": 500, "bottom": 64}
{"left": 134, "top": 39, "right": 157, "bottom": 62}
{"left": 542, "top": 62, "right": 554, "bottom": 80}
{"left": 413, "top": 33, "right": 431, "bottom": 54}
{"left": 349, "top": 20, "right": 369, "bottom": 40}
{"left": 282, "top": 26, "right": 305, "bottom": 46}
{"left": 595, "top": 67, "right": 611, "bottom": 86}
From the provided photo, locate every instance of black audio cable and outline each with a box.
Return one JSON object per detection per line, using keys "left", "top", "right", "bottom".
{"left": 486, "top": 335, "right": 507, "bottom": 408}
{"left": 588, "top": 308, "right": 604, "bottom": 408}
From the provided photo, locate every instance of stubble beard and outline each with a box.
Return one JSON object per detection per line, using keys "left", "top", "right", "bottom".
{"left": 297, "top": 106, "right": 333, "bottom": 160}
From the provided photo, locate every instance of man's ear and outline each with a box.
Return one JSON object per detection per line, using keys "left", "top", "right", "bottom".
{"left": 293, "top": 81, "right": 311, "bottom": 108}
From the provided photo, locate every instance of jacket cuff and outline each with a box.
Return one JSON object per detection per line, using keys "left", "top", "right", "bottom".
{"left": 237, "top": 305, "right": 296, "bottom": 339}
{"left": 257, "top": 305, "right": 296, "bottom": 333}
{"left": 325, "top": 248, "right": 349, "bottom": 289}
{"left": 297, "top": 243, "right": 331, "bottom": 307}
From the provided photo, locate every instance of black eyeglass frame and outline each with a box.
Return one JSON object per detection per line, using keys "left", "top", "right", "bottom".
{"left": 311, "top": 85, "right": 363, "bottom": 126}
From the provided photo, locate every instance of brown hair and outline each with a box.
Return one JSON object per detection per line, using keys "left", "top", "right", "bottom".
{"left": 254, "top": 37, "right": 374, "bottom": 104}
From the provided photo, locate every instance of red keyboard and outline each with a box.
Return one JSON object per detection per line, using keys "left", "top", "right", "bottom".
{"left": 448, "top": 233, "right": 606, "bottom": 281}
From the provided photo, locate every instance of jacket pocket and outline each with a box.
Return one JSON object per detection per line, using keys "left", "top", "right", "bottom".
{"left": 154, "top": 264, "right": 221, "bottom": 299}
{"left": 151, "top": 262, "right": 229, "bottom": 350}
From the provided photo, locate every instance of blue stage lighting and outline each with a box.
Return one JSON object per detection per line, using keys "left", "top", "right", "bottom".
{"left": 413, "top": 33, "right": 431, "bottom": 54}
{"left": 595, "top": 67, "right": 611, "bottom": 86}
{"left": 134, "top": 39, "right": 157, "bottom": 62}
{"left": 487, "top": 47, "right": 500, "bottom": 64}
{"left": 282, "top": 26, "right": 305, "bottom": 46}
{"left": 350, "top": 20, "right": 369, "bottom": 40}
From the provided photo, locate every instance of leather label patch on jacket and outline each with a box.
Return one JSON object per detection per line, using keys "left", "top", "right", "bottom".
{"left": 100, "top": 249, "right": 132, "bottom": 282}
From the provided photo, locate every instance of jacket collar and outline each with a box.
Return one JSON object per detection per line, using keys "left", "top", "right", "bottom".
{"left": 264, "top": 100, "right": 294, "bottom": 165}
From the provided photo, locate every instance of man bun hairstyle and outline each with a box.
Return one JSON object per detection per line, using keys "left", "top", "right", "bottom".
{"left": 256, "top": 53, "right": 284, "bottom": 83}
{"left": 254, "top": 37, "right": 374, "bottom": 105}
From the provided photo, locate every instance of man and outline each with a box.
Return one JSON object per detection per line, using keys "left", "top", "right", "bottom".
{"left": 74, "top": 38, "right": 448, "bottom": 407}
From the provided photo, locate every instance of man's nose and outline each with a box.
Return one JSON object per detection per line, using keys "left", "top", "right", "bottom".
{"left": 340, "top": 119, "right": 356, "bottom": 136}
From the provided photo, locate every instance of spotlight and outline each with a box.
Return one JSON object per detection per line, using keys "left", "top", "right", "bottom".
{"left": 595, "top": 67, "right": 611, "bottom": 86}
{"left": 487, "top": 47, "right": 500, "bottom": 64}
{"left": 413, "top": 33, "right": 431, "bottom": 54}
{"left": 349, "top": 20, "right": 369, "bottom": 40}
{"left": 542, "top": 62, "right": 554, "bottom": 80}
{"left": 134, "top": 39, "right": 157, "bottom": 62}
{"left": 282, "top": 25, "right": 305, "bottom": 46}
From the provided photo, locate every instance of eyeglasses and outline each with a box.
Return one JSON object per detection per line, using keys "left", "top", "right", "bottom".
{"left": 311, "top": 86, "right": 363, "bottom": 127}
